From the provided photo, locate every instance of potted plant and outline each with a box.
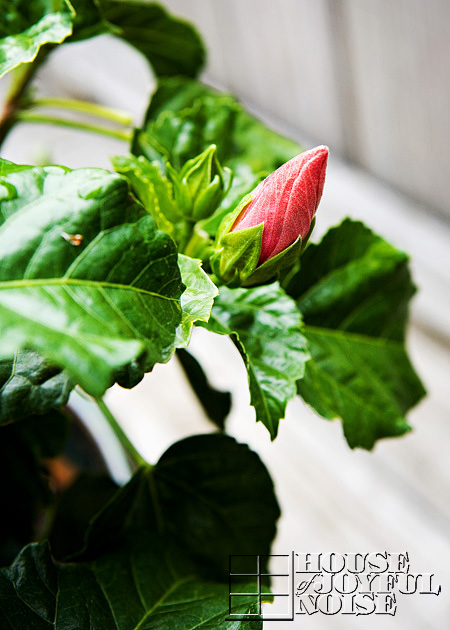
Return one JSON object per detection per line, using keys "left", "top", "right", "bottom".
{"left": 0, "top": 1, "right": 424, "bottom": 626}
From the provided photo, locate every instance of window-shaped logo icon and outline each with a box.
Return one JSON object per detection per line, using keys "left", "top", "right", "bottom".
{"left": 228, "top": 553, "right": 294, "bottom": 621}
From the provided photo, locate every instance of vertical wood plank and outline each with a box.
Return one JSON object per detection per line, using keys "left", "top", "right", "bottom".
{"left": 163, "top": 0, "right": 450, "bottom": 219}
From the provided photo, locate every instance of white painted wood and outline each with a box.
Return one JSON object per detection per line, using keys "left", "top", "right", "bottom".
{"left": 340, "top": 0, "right": 450, "bottom": 219}
{"left": 164, "top": 0, "right": 450, "bottom": 219}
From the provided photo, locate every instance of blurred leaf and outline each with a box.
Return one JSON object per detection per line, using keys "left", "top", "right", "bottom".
{"left": 0, "top": 349, "right": 73, "bottom": 425}
{"left": 0, "top": 0, "right": 74, "bottom": 78}
{"left": 99, "top": 0, "right": 206, "bottom": 77}
{"left": 0, "top": 158, "right": 183, "bottom": 396}
{"left": 0, "top": 410, "right": 69, "bottom": 565}
{"left": 202, "top": 283, "right": 309, "bottom": 439}
{"left": 49, "top": 473, "right": 118, "bottom": 560}
{"left": 68, "top": 0, "right": 111, "bottom": 41}
{"left": 287, "top": 220, "right": 426, "bottom": 449}
{"left": 177, "top": 348, "right": 231, "bottom": 430}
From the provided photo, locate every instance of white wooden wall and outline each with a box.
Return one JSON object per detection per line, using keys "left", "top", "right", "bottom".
{"left": 164, "top": 0, "right": 450, "bottom": 220}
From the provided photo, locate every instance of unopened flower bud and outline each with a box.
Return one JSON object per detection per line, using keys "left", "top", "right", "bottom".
{"left": 211, "top": 145, "right": 329, "bottom": 286}
{"left": 167, "top": 144, "right": 231, "bottom": 222}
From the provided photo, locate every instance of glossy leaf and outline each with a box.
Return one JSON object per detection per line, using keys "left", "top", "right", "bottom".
{"left": 99, "top": 0, "right": 206, "bottom": 77}
{"left": 83, "top": 434, "right": 280, "bottom": 579}
{"left": 0, "top": 541, "right": 262, "bottom": 629}
{"left": 0, "top": 435, "right": 277, "bottom": 627}
{"left": 287, "top": 220, "right": 426, "bottom": 449}
{"left": 134, "top": 77, "right": 301, "bottom": 233}
{"left": 0, "top": 0, "right": 74, "bottom": 78}
{"left": 202, "top": 283, "right": 310, "bottom": 439}
{"left": 0, "top": 349, "right": 73, "bottom": 425}
{"left": 0, "top": 159, "right": 183, "bottom": 396}
{"left": 112, "top": 153, "right": 181, "bottom": 237}
{"left": 176, "top": 254, "right": 218, "bottom": 348}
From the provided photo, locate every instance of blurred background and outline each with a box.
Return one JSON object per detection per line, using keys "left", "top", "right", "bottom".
{"left": 1, "top": 1, "right": 449, "bottom": 628}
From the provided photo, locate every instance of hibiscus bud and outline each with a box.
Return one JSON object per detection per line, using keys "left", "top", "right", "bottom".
{"left": 211, "top": 145, "right": 328, "bottom": 286}
{"left": 167, "top": 144, "right": 231, "bottom": 222}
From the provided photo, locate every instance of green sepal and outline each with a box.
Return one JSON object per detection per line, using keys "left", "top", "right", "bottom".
{"left": 300, "top": 216, "right": 316, "bottom": 252}
{"left": 211, "top": 222, "right": 263, "bottom": 287}
{"left": 215, "top": 193, "right": 252, "bottom": 241}
{"left": 243, "top": 234, "right": 303, "bottom": 286}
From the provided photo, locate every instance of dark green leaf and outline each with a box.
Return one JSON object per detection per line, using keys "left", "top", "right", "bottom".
{"left": 138, "top": 78, "right": 300, "bottom": 171}
{"left": 83, "top": 434, "right": 280, "bottom": 579}
{"left": 98, "top": 0, "right": 206, "bottom": 78}
{"left": 0, "top": 410, "right": 69, "bottom": 565}
{"left": 0, "top": 541, "right": 263, "bottom": 629}
{"left": 0, "top": 158, "right": 183, "bottom": 397}
{"left": 49, "top": 473, "right": 118, "bottom": 560}
{"left": 202, "top": 284, "right": 309, "bottom": 439}
{"left": 177, "top": 348, "right": 231, "bottom": 430}
{"left": 68, "top": 0, "right": 111, "bottom": 41}
{"left": 0, "top": 349, "right": 73, "bottom": 425}
{"left": 0, "top": 0, "right": 74, "bottom": 78}
{"left": 287, "top": 219, "right": 426, "bottom": 449}
{"left": 134, "top": 77, "right": 301, "bottom": 233}
{"left": 1, "top": 435, "right": 276, "bottom": 627}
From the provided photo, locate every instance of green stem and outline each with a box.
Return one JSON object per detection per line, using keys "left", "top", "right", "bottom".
{"left": 15, "top": 111, "right": 133, "bottom": 141}
{"left": 183, "top": 226, "right": 212, "bottom": 259}
{"left": 0, "top": 47, "right": 49, "bottom": 148}
{"left": 95, "top": 396, "right": 147, "bottom": 469}
{"left": 31, "top": 97, "right": 134, "bottom": 125}
{"left": 178, "top": 221, "right": 196, "bottom": 254}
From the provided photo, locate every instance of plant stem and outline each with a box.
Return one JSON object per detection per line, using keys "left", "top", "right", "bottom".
{"left": 15, "top": 111, "right": 133, "bottom": 141}
{"left": 0, "top": 48, "right": 49, "bottom": 148}
{"left": 95, "top": 397, "right": 147, "bottom": 469}
{"left": 178, "top": 221, "right": 196, "bottom": 254}
{"left": 31, "top": 97, "right": 134, "bottom": 125}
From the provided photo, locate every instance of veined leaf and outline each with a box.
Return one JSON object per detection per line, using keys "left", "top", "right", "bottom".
{"left": 176, "top": 254, "right": 218, "bottom": 348}
{"left": 0, "top": 435, "right": 277, "bottom": 627}
{"left": 287, "top": 219, "right": 426, "bottom": 449}
{"left": 111, "top": 157, "right": 219, "bottom": 347}
{"left": 0, "top": 349, "right": 73, "bottom": 425}
{"left": 0, "top": 159, "right": 183, "bottom": 397}
{"left": 112, "top": 153, "right": 181, "bottom": 237}
{"left": 83, "top": 434, "right": 280, "bottom": 579}
{"left": 202, "top": 283, "right": 310, "bottom": 439}
{"left": 0, "top": 0, "right": 74, "bottom": 78}
{"left": 98, "top": 0, "right": 206, "bottom": 78}
{"left": 0, "top": 542, "right": 263, "bottom": 629}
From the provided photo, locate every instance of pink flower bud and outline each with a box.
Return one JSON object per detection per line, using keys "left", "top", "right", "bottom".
{"left": 230, "top": 146, "right": 329, "bottom": 264}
